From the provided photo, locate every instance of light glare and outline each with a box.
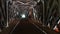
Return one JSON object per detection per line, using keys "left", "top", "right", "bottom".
{"left": 21, "top": 14, "right": 26, "bottom": 18}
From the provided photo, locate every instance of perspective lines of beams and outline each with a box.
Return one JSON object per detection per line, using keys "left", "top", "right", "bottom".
{"left": 44, "top": 0, "right": 59, "bottom": 23}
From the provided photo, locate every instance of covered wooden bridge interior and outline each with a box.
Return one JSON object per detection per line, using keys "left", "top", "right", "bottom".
{"left": 0, "top": 0, "right": 60, "bottom": 34}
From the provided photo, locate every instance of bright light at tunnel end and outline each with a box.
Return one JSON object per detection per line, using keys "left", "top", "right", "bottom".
{"left": 21, "top": 14, "right": 26, "bottom": 18}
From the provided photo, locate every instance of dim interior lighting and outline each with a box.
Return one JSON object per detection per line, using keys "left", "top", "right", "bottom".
{"left": 21, "top": 14, "right": 26, "bottom": 18}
